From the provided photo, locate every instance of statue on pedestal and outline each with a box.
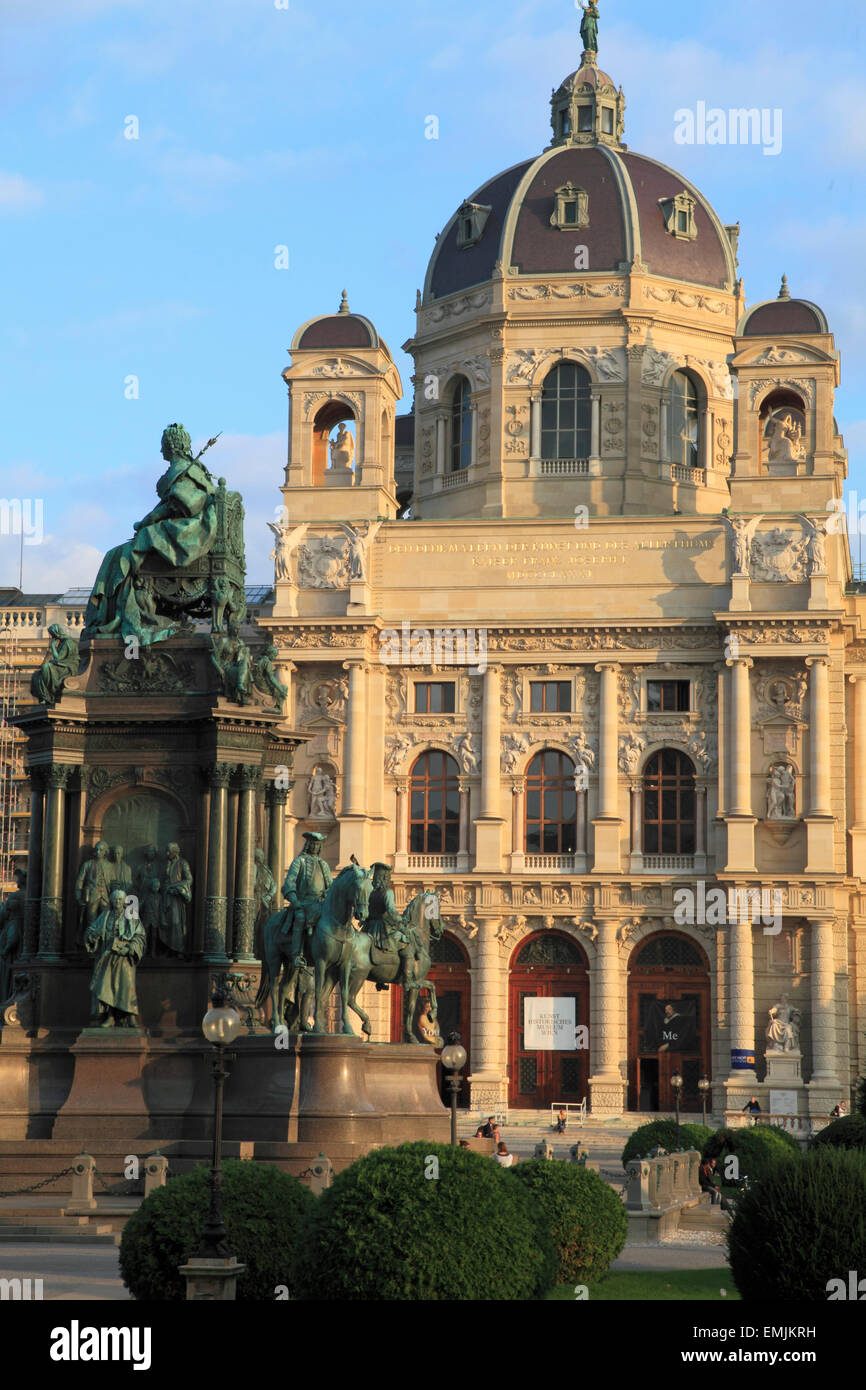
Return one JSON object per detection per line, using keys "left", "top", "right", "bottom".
{"left": 85, "top": 888, "right": 146, "bottom": 1029}
{"left": 766, "top": 994, "right": 801, "bottom": 1053}
{"left": 31, "top": 625, "right": 79, "bottom": 706}
{"left": 75, "top": 841, "right": 114, "bottom": 934}
{"left": 280, "top": 830, "right": 333, "bottom": 962}
{"left": 766, "top": 763, "right": 796, "bottom": 819}
{"left": 0, "top": 868, "right": 26, "bottom": 1004}
{"left": 307, "top": 767, "right": 336, "bottom": 819}
{"left": 159, "top": 842, "right": 192, "bottom": 956}
{"left": 329, "top": 423, "right": 355, "bottom": 471}
{"left": 135, "top": 845, "right": 162, "bottom": 953}
{"left": 366, "top": 862, "right": 409, "bottom": 955}
{"left": 253, "top": 848, "right": 276, "bottom": 929}
{"left": 251, "top": 645, "right": 288, "bottom": 713}
{"left": 578, "top": 0, "right": 599, "bottom": 54}
{"left": 267, "top": 519, "right": 308, "bottom": 583}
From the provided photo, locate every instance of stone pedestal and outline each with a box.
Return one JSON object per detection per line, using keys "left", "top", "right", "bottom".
{"left": 591, "top": 818, "right": 621, "bottom": 873}
{"left": 764, "top": 1049, "right": 803, "bottom": 1086}
{"left": 179, "top": 1256, "right": 245, "bottom": 1300}
{"left": 729, "top": 573, "right": 751, "bottom": 611}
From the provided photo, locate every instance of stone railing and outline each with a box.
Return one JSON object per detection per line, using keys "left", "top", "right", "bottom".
{"left": 625, "top": 1149, "right": 702, "bottom": 1213}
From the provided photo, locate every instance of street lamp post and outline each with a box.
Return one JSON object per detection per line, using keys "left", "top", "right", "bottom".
{"left": 671, "top": 1070, "right": 683, "bottom": 1146}
{"left": 698, "top": 1075, "right": 710, "bottom": 1127}
{"left": 197, "top": 988, "right": 242, "bottom": 1258}
{"left": 440, "top": 1031, "right": 467, "bottom": 1146}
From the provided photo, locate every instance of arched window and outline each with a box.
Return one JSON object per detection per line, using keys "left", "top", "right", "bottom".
{"left": 541, "top": 362, "right": 591, "bottom": 461}
{"left": 525, "top": 750, "right": 577, "bottom": 854}
{"left": 409, "top": 751, "right": 459, "bottom": 853}
{"left": 449, "top": 377, "right": 472, "bottom": 472}
{"left": 668, "top": 370, "right": 700, "bottom": 468}
{"left": 760, "top": 388, "right": 807, "bottom": 472}
{"left": 642, "top": 750, "right": 696, "bottom": 855}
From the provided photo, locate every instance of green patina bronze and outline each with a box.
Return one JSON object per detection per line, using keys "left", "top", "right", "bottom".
{"left": 83, "top": 425, "right": 245, "bottom": 646}
{"left": 0, "top": 868, "right": 26, "bottom": 1004}
{"left": 30, "top": 624, "right": 79, "bottom": 705}
{"left": 579, "top": 0, "right": 599, "bottom": 54}
{"left": 84, "top": 888, "right": 146, "bottom": 1027}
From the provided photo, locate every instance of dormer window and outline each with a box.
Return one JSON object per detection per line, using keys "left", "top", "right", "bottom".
{"left": 456, "top": 200, "right": 492, "bottom": 249}
{"left": 550, "top": 182, "right": 590, "bottom": 231}
{"left": 659, "top": 192, "right": 698, "bottom": 242}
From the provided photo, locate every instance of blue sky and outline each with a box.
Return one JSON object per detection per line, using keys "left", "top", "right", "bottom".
{"left": 2, "top": 0, "right": 865, "bottom": 589}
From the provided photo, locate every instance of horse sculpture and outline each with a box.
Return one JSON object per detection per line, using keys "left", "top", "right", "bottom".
{"left": 344, "top": 890, "right": 442, "bottom": 1041}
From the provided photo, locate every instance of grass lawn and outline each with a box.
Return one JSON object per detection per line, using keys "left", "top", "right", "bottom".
{"left": 547, "top": 1270, "right": 739, "bottom": 1301}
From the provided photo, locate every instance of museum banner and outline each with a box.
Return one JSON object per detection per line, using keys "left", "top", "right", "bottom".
{"left": 523, "top": 997, "right": 576, "bottom": 1050}
{"left": 644, "top": 998, "right": 697, "bottom": 1052}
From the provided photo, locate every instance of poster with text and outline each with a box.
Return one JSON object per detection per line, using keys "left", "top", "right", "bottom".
{"left": 644, "top": 998, "right": 697, "bottom": 1053}
{"left": 523, "top": 997, "right": 576, "bottom": 1050}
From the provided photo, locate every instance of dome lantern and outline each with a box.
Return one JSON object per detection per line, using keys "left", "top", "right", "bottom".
{"left": 549, "top": 6, "right": 625, "bottom": 150}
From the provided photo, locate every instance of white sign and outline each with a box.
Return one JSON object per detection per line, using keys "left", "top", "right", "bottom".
{"left": 523, "top": 997, "right": 576, "bottom": 1051}
{"left": 769, "top": 1089, "right": 800, "bottom": 1117}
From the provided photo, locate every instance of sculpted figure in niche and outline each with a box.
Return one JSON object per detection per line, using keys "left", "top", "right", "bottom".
{"left": 330, "top": 423, "right": 355, "bottom": 471}
{"left": 109, "top": 844, "right": 133, "bottom": 894}
{"left": 765, "top": 410, "right": 806, "bottom": 468}
{"left": 766, "top": 993, "right": 801, "bottom": 1053}
{"left": 308, "top": 766, "right": 337, "bottom": 819}
{"left": 135, "top": 845, "right": 162, "bottom": 953}
{"left": 766, "top": 763, "right": 796, "bottom": 819}
{"left": 159, "top": 842, "right": 192, "bottom": 956}
{"left": 85, "top": 888, "right": 146, "bottom": 1028}
{"left": 31, "top": 624, "right": 79, "bottom": 706}
{"left": 75, "top": 840, "right": 114, "bottom": 934}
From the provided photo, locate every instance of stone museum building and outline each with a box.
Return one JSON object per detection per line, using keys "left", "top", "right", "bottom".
{"left": 2, "top": 21, "right": 865, "bottom": 1129}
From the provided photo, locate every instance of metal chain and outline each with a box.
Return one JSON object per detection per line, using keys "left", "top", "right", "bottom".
{"left": 0, "top": 1165, "right": 76, "bottom": 1198}
{"left": 92, "top": 1166, "right": 144, "bottom": 1196}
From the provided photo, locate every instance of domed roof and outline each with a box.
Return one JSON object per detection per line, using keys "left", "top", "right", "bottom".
{"left": 425, "top": 144, "right": 737, "bottom": 300}
{"left": 292, "top": 291, "right": 387, "bottom": 353}
{"left": 739, "top": 278, "right": 828, "bottom": 336}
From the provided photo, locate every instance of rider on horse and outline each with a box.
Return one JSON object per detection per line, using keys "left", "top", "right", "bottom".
{"left": 281, "top": 830, "right": 333, "bottom": 967}
{"left": 366, "top": 862, "right": 409, "bottom": 957}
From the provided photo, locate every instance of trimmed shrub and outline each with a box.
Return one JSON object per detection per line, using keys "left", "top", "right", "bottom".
{"left": 291, "top": 1141, "right": 556, "bottom": 1301}
{"left": 621, "top": 1120, "right": 714, "bottom": 1167}
{"left": 119, "top": 1159, "right": 315, "bottom": 1301}
{"left": 811, "top": 1113, "right": 866, "bottom": 1150}
{"left": 728, "top": 1148, "right": 866, "bottom": 1300}
{"left": 702, "top": 1124, "right": 799, "bottom": 1184}
{"left": 512, "top": 1159, "right": 627, "bottom": 1285}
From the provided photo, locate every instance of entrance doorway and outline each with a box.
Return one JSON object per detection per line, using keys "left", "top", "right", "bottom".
{"left": 389, "top": 931, "right": 471, "bottom": 1105}
{"left": 508, "top": 932, "right": 588, "bottom": 1109}
{"left": 627, "top": 933, "right": 711, "bottom": 1112}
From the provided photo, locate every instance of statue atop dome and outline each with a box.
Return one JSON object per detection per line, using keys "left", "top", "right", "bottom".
{"left": 578, "top": 0, "right": 599, "bottom": 58}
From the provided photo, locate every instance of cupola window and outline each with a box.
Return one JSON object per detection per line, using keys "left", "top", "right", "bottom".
{"left": 601, "top": 106, "right": 614, "bottom": 134}
{"left": 550, "top": 182, "right": 590, "bottom": 231}
{"left": 668, "top": 370, "right": 700, "bottom": 470}
{"left": 577, "top": 105, "right": 593, "bottom": 132}
{"left": 456, "top": 200, "right": 492, "bottom": 249}
{"left": 659, "top": 191, "right": 698, "bottom": 242}
{"left": 541, "top": 361, "right": 591, "bottom": 461}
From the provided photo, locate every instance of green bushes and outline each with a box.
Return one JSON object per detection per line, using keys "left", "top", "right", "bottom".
{"left": 811, "top": 1113, "right": 866, "bottom": 1150}
{"left": 727, "top": 1148, "right": 866, "bottom": 1300}
{"left": 119, "top": 1159, "right": 314, "bottom": 1301}
{"left": 621, "top": 1120, "right": 714, "bottom": 1167}
{"left": 702, "top": 1124, "right": 799, "bottom": 1184}
{"left": 291, "top": 1141, "right": 556, "bottom": 1301}
{"left": 512, "top": 1159, "right": 627, "bottom": 1285}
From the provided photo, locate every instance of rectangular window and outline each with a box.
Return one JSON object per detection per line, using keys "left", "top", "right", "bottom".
{"left": 564, "top": 201, "right": 577, "bottom": 224}
{"left": 601, "top": 107, "right": 614, "bottom": 134}
{"left": 646, "top": 679, "right": 690, "bottom": 713}
{"left": 529, "top": 680, "right": 571, "bottom": 713}
{"left": 577, "top": 106, "right": 593, "bottom": 132}
{"left": 414, "top": 682, "right": 456, "bottom": 714}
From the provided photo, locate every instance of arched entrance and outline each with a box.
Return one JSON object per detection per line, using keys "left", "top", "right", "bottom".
{"left": 389, "top": 930, "right": 471, "bottom": 1106}
{"left": 509, "top": 931, "right": 588, "bottom": 1109}
{"left": 627, "top": 932, "right": 711, "bottom": 1113}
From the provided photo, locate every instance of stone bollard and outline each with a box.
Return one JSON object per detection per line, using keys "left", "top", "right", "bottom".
{"left": 686, "top": 1150, "right": 702, "bottom": 1198}
{"left": 309, "top": 1154, "right": 333, "bottom": 1195}
{"left": 671, "top": 1154, "right": 689, "bottom": 1200}
{"left": 653, "top": 1157, "right": 673, "bottom": 1208}
{"left": 569, "top": 1144, "right": 588, "bottom": 1165}
{"left": 625, "top": 1159, "right": 654, "bottom": 1211}
{"left": 533, "top": 1140, "right": 554, "bottom": 1161}
{"left": 144, "top": 1152, "right": 169, "bottom": 1197}
{"left": 67, "top": 1150, "right": 97, "bottom": 1213}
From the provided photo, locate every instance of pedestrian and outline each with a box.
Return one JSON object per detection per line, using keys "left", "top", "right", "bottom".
{"left": 493, "top": 1141, "right": 515, "bottom": 1168}
{"left": 699, "top": 1157, "right": 721, "bottom": 1205}
{"left": 475, "top": 1115, "right": 501, "bottom": 1143}
{"left": 554, "top": 1106, "right": 567, "bottom": 1133}
{"left": 742, "top": 1096, "right": 761, "bottom": 1125}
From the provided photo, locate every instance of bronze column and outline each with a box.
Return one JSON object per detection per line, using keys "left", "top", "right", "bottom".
{"left": 204, "top": 763, "right": 233, "bottom": 962}
{"left": 22, "top": 767, "right": 45, "bottom": 960}
{"left": 38, "top": 764, "right": 71, "bottom": 960}
{"left": 268, "top": 786, "right": 288, "bottom": 889}
{"left": 233, "top": 765, "right": 258, "bottom": 962}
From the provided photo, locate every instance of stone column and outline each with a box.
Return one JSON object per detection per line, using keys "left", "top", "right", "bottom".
{"left": 22, "top": 768, "right": 44, "bottom": 959}
{"left": 806, "top": 656, "right": 831, "bottom": 815}
{"left": 809, "top": 917, "right": 838, "bottom": 1085}
{"left": 724, "top": 911, "right": 757, "bottom": 1090}
{"left": 724, "top": 655, "right": 755, "bottom": 872}
{"left": 592, "top": 663, "right": 621, "bottom": 872}
{"left": 457, "top": 778, "right": 471, "bottom": 872}
{"left": 716, "top": 662, "right": 727, "bottom": 816}
{"left": 435, "top": 413, "right": 446, "bottom": 474}
{"left": 590, "top": 392, "right": 601, "bottom": 459}
{"left": 233, "top": 765, "right": 258, "bottom": 962}
{"left": 468, "top": 917, "right": 508, "bottom": 1109}
{"left": 588, "top": 919, "right": 625, "bottom": 1113}
{"left": 575, "top": 788, "right": 587, "bottom": 871}
{"left": 342, "top": 662, "right": 367, "bottom": 817}
{"left": 660, "top": 397, "right": 669, "bottom": 463}
{"left": 849, "top": 674, "right": 866, "bottom": 877}
{"left": 38, "top": 764, "right": 71, "bottom": 960}
{"left": 629, "top": 783, "right": 642, "bottom": 863}
{"left": 470, "top": 399, "right": 479, "bottom": 468}
{"left": 530, "top": 394, "right": 542, "bottom": 458}
{"left": 475, "top": 665, "right": 503, "bottom": 870}
{"left": 267, "top": 786, "right": 288, "bottom": 888}
{"left": 393, "top": 779, "right": 409, "bottom": 871}
{"left": 509, "top": 776, "right": 525, "bottom": 872}
{"left": 204, "top": 763, "right": 233, "bottom": 961}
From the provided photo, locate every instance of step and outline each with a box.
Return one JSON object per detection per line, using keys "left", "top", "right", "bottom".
{"left": 678, "top": 1206, "right": 729, "bottom": 1231}
{"left": 0, "top": 1225, "right": 120, "bottom": 1244}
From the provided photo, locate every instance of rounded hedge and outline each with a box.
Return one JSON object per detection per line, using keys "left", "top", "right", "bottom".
{"left": 621, "top": 1120, "right": 714, "bottom": 1167}
{"left": 811, "top": 1113, "right": 866, "bottom": 1151}
{"left": 702, "top": 1124, "right": 799, "bottom": 1184}
{"left": 119, "top": 1159, "right": 315, "bottom": 1301}
{"left": 511, "top": 1159, "right": 627, "bottom": 1285}
{"left": 291, "top": 1141, "right": 556, "bottom": 1301}
{"left": 728, "top": 1148, "right": 866, "bottom": 1300}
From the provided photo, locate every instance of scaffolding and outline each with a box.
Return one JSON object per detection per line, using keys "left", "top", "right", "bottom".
{"left": 0, "top": 626, "right": 22, "bottom": 892}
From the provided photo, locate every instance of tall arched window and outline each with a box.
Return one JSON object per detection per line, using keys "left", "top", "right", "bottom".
{"left": 642, "top": 750, "right": 696, "bottom": 855}
{"left": 668, "top": 370, "right": 700, "bottom": 468}
{"left": 409, "top": 751, "right": 460, "bottom": 853}
{"left": 525, "top": 750, "right": 577, "bottom": 853}
{"left": 449, "top": 377, "right": 472, "bottom": 472}
{"left": 541, "top": 362, "right": 591, "bottom": 461}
